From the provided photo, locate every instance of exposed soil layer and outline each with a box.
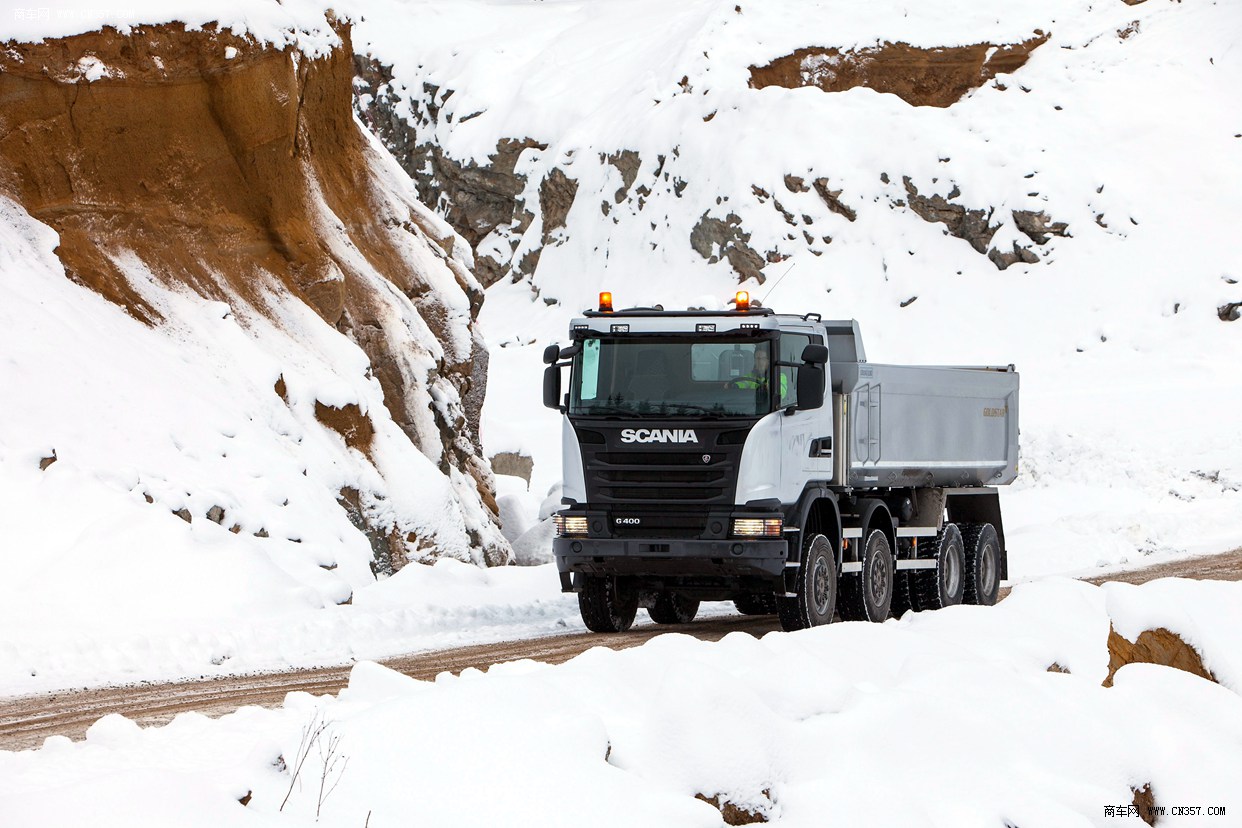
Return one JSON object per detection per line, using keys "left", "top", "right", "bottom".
{"left": 750, "top": 35, "right": 1049, "bottom": 108}
{"left": 2, "top": 548, "right": 1238, "bottom": 752}
{"left": 0, "top": 22, "right": 504, "bottom": 559}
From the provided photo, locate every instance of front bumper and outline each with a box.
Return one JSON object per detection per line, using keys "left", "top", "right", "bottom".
{"left": 553, "top": 536, "right": 788, "bottom": 591}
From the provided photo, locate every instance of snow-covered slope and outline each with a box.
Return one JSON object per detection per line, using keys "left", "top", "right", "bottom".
{"left": 3, "top": 578, "right": 1240, "bottom": 826}
{"left": 0, "top": 9, "right": 524, "bottom": 689}
{"left": 352, "top": 0, "right": 1242, "bottom": 575}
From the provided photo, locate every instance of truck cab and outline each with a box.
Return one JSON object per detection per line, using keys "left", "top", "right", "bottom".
{"left": 544, "top": 292, "right": 1018, "bottom": 633}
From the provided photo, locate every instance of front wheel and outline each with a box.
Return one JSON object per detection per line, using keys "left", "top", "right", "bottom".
{"left": 778, "top": 533, "right": 838, "bottom": 631}
{"left": 649, "top": 593, "right": 700, "bottom": 624}
{"left": 578, "top": 576, "right": 639, "bottom": 633}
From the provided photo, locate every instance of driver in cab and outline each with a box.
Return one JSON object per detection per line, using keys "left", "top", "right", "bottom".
{"left": 724, "top": 348, "right": 788, "bottom": 398}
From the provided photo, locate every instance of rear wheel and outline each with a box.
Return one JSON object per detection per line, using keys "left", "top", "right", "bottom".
{"left": 839, "top": 529, "right": 894, "bottom": 622}
{"left": 911, "top": 523, "right": 965, "bottom": 611}
{"left": 649, "top": 593, "right": 700, "bottom": 624}
{"left": 962, "top": 523, "right": 1001, "bottom": 606}
{"left": 734, "top": 594, "right": 778, "bottom": 615}
{"left": 777, "top": 533, "right": 838, "bottom": 631}
{"left": 578, "top": 576, "right": 639, "bottom": 633}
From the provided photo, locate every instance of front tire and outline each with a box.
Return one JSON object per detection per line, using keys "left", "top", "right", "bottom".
{"left": 649, "top": 593, "right": 700, "bottom": 624}
{"left": 778, "top": 533, "right": 838, "bottom": 631}
{"left": 578, "top": 576, "right": 639, "bottom": 633}
{"left": 838, "top": 529, "right": 894, "bottom": 622}
{"left": 911, "top": 523, "right": 965, "bottom": 611}
{"left": 962, "top": 523, "right": 1001, "bottom": 606}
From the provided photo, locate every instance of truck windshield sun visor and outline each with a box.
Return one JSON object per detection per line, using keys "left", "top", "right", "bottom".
{"left": 568, "top": 335, "right": 777, "bottom": 418}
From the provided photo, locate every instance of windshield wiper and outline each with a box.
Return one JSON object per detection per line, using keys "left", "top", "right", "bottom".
{"left": 574, "top": 405, "right": 635, "bottom": 418}
{"left": 660, "top": 403, "right": 736, "bottom": 418}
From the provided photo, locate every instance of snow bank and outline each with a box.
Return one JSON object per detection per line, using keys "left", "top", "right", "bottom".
{"left": 1, "top": 0, "right": 348, "bottom": 56}
{"left": 2, "top": 579, "right": 1239, "bottom": 826}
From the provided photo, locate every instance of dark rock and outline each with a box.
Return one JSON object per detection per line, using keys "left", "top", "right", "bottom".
{"left": 38, "top": 450, "right": 57, "bottom": 470}
{"left": 989, "top": 242, "right": 1040, "bottom": 270}
{"left": 206, "top": 505, "right": 225, "bottom": 524}
{"left": 1218, "top": 302, "right": 1241, "bottom": 322}
{"left": 690, "top": 212, "right": 767, "bottom": 283}
{"left": 605, "top": 150, "right": 641, "bottom": 203}
{"left": 173, "top": 508, "right": 192, "bottom": 524}
{"left": 812, "top": 178, "right": 857, "bottom": 222}
{"left": 903, "top": 176, "right": 998, "bottom": 255}
{"left": 540, "top": 168, "right": 579, "bottom": 244}
{"left": 338, "top": 486, "right": 409, "bottom": 577}
{"left": 783, "top": 174, "right": 809, "bottom": 193}
{"left": 1013, "top": 209, "right": 1070, "bottom": 244}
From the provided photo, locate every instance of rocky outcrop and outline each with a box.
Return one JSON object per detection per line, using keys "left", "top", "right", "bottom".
{"left": 749, "top": 34, "right": 1049, "bottom": 108}
{"left": 1104, "top": 625, "right": 1216, "bottom": 687}
{"left": 0, "top": 21, "right": 510, "bottom": 565}
{"left": 902, "top": 178, "right": 1067, "bottom": 270}
{"left": 353, "top": 57, "right": 545, "bottom": 288}
{"left": 690, "top": 212, "right": 767, "bottom": 283}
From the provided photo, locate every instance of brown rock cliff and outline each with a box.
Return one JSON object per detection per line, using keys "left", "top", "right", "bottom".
{"left": 0, "top": 20, "right": 509, "bottom": 565}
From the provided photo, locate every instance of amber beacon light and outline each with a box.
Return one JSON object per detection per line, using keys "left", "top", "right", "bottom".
{"left": 598, "top": 291, "right": 614, "bottom": 312}
{"left": 734, "top": 290, "right": 750, "bottom": 311}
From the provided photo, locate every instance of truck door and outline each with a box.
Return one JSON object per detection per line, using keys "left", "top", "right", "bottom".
{"left": 776, "top": 329, "right": 834, "bottom": 488}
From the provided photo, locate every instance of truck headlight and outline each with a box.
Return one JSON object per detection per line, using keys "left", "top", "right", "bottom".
{"left": 553, "top": 514, "right": 589, "bottom": 537}
{"left": 731, "top": 518, "right": 783, "bottom": 538}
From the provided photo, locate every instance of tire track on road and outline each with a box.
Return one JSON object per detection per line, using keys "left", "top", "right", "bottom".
{"left": 3, "top": 549, "right": 1238, "bottom": 752}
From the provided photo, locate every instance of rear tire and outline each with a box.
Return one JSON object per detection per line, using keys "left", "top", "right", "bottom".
{"left": 649, "top": 593, "right": 700, "bottom": 624}
{"left": 734, "top": 594, "right": 778, "bottom": 615}
{"left": 911, "top": 523, "right": 965, "bottom": 611}
{"left": 777, "top": 533, "right": 838, "bottom": 631}
{"left": 891, "top": 570, "right": 915, "bottom": 619}
{"left": 962, "top": 523, "right": 1001, "bottom": 606}
{"left": 838, "top": 529, "right": 894, "bottom": 622}
{"left": 578, "top": 576, "right": 639, "bottom": 633}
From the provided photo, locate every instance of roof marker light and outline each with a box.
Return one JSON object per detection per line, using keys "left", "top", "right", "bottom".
{"left": 598, "top": 291, "right": 614, "bottom": 313}
{"left": 734, "top": 290, "right": 750, "bottom": 311}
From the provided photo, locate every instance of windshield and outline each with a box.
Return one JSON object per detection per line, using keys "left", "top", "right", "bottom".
{"left": 569, "top": 336, "right": 775, "bottom": 417}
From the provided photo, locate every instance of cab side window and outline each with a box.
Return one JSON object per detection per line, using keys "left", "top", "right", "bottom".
{"left": 778, "top": 332, "right": 822, "bottom": 407}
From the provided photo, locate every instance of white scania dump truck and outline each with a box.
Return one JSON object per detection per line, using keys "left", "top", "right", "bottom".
{"left": 543, "top": 292, "right": 1020, "bottom": 633}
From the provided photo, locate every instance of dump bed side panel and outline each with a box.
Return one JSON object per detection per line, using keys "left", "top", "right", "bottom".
{"left": 837, "top": 363, "right": 1019, "bottom": 489}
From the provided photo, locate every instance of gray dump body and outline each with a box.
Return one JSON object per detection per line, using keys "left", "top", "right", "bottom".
{"left": 831, "top": 361, "right": 1019, "bottom": 490}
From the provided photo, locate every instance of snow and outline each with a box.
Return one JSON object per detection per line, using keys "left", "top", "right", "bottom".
{"left": 1, "top": 0, "right": 349, "bottom": 57}
{"left": 2, "top": 579, "right": 1240, "bottom": 826}
{"left": 0, "top": 0, "right": 1238, "bottom": 730}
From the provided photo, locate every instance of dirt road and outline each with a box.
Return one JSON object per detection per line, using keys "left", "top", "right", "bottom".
{"left": 2, "top": 549, "right": 1238, "bottom": 752}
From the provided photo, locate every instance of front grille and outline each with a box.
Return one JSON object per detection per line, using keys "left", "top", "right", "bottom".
{"left": 585, "top": 449, "right": 738, "bottom": 506}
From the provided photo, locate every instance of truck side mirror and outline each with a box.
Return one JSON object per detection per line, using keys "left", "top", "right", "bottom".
{"left": 801, "top": 343, "right": 828, "bottom": 364}
{"left": 543, "top": 344, "right": 561, "bottom": 365}
{"left": 796, "top": 364, "right": 825, "bottom": 410}
{"left": 543, "top": 364, "right": 563, "bottom": 410}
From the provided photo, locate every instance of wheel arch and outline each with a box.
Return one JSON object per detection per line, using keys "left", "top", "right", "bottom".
{"left": 853, "top": 498, "right": 895, "bottom": 562}
{"left": 791, "top": 488, "right": 842, "bottom": 567}
{"left": 945, "top": 488, "right": 1008, "bottom": 581}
